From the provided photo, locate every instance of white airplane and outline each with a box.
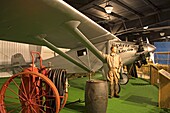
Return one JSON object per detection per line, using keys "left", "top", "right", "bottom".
{"left": 0, "top": 0, "right": 155, "bottom": 73}
{"left": 0, "top": 0, "right": 156, "bottom": 112}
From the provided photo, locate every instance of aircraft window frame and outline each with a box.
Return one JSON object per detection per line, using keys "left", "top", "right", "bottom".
{"left": 77, "top": 48, "right": 87, "bottom": 57}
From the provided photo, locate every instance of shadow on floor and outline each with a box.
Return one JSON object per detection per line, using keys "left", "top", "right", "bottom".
{"left": 131, "top": 82, "right": 150, "bottom": 86}
{"left": 125, "top": 95, "right": 158, "bottom": 106}
{"left": 65, "top": 100, "right": 85, "bottom": 113}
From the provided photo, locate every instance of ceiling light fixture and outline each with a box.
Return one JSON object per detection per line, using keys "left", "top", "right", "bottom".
{"left": 105, "top": 1, "right": 113, "bottom": 14}
{"left": 143, "top": 26, "right": 148, "bottom": 29}
{"left": 160, "top": 32, "right": 165, "bottom": 36}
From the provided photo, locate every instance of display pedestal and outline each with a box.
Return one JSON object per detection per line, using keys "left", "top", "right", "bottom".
{"left": 158, "top": 69, "right": 170, "bottom": 108}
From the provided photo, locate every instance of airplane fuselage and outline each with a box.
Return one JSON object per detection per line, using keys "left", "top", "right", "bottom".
{"left": 41, "top": 39, "right": 156, "bottom": 74}
{"left": 103, "top": 40, "right": 156, "bottom": 66}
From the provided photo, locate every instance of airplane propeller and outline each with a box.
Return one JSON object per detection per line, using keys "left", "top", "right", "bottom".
{"left": 135, "top": 37, "right": 144, "bottom": 52}
{"left": 135, "top": 37, "right": 148, "bottom": 68}
{"left": 146, "top": 38, "right": 155, "bottom": 64}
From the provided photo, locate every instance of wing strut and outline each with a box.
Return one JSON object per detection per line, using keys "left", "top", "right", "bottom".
{"left": 37, "top": 37, "right": 91, "bottom": 72}
{"left": 64, "top": 21, "right": 106, "bottom": 63}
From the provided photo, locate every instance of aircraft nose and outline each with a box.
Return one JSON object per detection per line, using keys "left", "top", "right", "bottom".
{"left": 147, "top": 44, "right": 156, "bottom": 52}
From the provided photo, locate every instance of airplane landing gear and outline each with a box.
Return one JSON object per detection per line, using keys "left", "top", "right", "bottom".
{"left": 119, "top": 73, "right": 129, "bottom": 85}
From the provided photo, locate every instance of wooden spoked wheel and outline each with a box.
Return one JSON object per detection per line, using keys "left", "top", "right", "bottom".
{"left": 0, "top": 71, "right": 60, "bottom": 113}
{"left": 60, "top": 92, "right": 68, "bottom": 110}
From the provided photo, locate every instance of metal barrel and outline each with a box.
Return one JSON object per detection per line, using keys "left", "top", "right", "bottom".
{"left": 85, "top": 80, "right": 108, "bottom": 113}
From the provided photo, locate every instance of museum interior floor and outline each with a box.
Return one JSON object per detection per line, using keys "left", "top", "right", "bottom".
{"left": 0, "top": 73, "right": 170, "bottom": 113}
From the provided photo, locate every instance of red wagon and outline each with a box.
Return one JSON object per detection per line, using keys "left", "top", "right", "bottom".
{"left": 0, "top": 52, "right": 68, "bottom": 113}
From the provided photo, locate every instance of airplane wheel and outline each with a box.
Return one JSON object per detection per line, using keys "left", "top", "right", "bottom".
{"left": 0, "top": 71, "right": 60, "bottom": 113}
{"left": 116, "top": 83, "right": 121, "bottom": 94}
{"left": 119, "top": 73, "right": 129, "bottom": 85}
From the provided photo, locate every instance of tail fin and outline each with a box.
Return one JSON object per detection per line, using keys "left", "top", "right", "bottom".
{"left": 11, "top": 53, "right": 27, "bottom": 74}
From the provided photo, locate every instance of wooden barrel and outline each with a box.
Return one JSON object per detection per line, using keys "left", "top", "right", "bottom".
{"left": 85, "top": 80, "right": 108, "bottom": 113}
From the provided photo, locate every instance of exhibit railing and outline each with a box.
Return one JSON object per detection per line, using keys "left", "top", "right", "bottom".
{"left": 155, "top": 51, "right": 170, "bottom": 68}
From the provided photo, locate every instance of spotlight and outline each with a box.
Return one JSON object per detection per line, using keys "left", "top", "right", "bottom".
{"left": 105, "top": 4, "right": 113, "bottom": 14}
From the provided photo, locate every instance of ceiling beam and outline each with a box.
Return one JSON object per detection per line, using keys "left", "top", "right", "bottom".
{"left": 78, "top": 0, "right": 104, "bottom": 11}
{"left": 110, "top": 0, "right": 144, "bottom": 17}
{"left": 83, "top": 12, "right": 109, "bottom": 22}
{"left": 114, "top": 9, "right": 170, "bottom": 27}
{"left": 142, "top": 0, "right": 160, "bottom": 12}
{"left": 112, "top": 9, "right": 170, "bottom": 36}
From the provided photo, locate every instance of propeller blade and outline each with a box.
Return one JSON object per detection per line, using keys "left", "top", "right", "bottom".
{"left": 149, "top": 52, "right": 155, "bottom": 64}
{"left": 146, "top": 38, "right": 155, "bottom": 64}
{"left": 146, "top": 37, "right": 149, "bottom": 44}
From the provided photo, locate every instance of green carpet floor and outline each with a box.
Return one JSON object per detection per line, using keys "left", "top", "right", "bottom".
{"left": 0, "top": 74, "right": 170, "bottom": 113}
{"left": 61, "top": 75, "right": 170, "bottom": 113}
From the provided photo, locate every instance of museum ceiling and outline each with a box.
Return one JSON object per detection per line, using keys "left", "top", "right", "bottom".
{"left": 64, "top": 0, "right": 170, "bottom": 43}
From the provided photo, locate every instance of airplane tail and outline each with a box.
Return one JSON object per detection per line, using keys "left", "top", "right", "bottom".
{"left": 11, "top": 53, "right": 27, "bottom": 74}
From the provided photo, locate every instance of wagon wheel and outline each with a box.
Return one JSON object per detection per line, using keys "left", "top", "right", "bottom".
{"left": 0, "top": 71, "right": 60, "bottom": 113}
{"left": 48, "top": 69, "right": 68, "bottom": 110}
{"left": 60, "top": 92, "right": 68, "bottom": 109}
{"left": 60, "top": 77, "right": 69, "bottom": 110}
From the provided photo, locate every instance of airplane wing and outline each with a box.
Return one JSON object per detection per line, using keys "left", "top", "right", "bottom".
{"left": 0, "top": 0, "right": 120, "bottom": 49}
